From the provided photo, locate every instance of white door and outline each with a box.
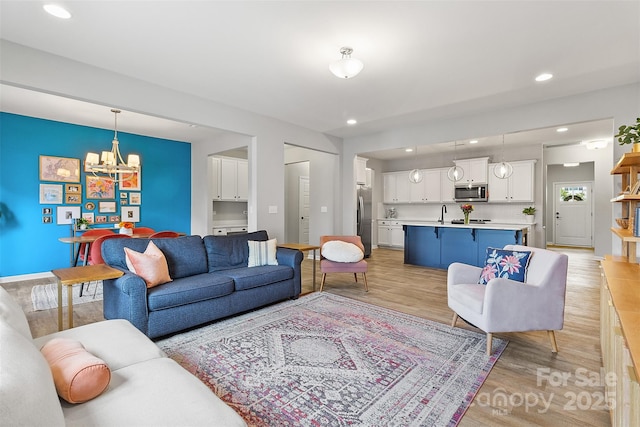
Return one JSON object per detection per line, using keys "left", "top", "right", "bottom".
{"left": 554, "top": 182, "right": 593, "bottom": 247}
{"left": 298, "top": 176, "right": 310, "bottom": 244}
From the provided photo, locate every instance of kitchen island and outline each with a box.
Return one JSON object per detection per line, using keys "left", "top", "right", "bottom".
{"left": 402, "top": 221, "right": 529, "bottom": 269}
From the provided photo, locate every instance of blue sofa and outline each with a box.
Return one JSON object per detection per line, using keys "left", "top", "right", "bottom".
{"left": 101, "top": 230, "right": 303, "bottom": 338}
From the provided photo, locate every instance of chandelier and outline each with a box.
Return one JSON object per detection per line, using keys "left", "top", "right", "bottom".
{"left": 329, "top": 47, "right": 364, "bottom": 79}
{"left": 85, "top": 109, "right": 140, "bottom": 180}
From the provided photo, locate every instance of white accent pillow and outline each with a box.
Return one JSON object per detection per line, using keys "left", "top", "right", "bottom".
{"left": 248, "top": 239, "right": 278, "bottom": 267}
{"left": 322, "top": 240, "right": 364, "bottom": 263}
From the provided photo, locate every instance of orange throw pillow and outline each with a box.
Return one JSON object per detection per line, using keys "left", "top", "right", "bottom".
{"left": 124, "top": 241, "right": 172, "bottom": 288}
{"left": 40, "top": 338, "right": 111, "bottom": 404}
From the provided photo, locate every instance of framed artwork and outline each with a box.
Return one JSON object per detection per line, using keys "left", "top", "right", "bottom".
{"left": 99, "top": 201, "right": 117, "bottom": 213}
{"left": 82, "top": 212, "right": 95, "bottom": 224}
{"left": 121, "top": 206, "right": 140, "bottom": 222}
{"left": 95, "top": 215, "right": 107, "bottom": 223}
{"left": 56, "top": 206, "right": 80, "bottom": 225}
{"left": 39, "top": 184, "right": 63, "bottom": 204}
{"left": 42, "top": 207, "right": 52, "bottom": 215}
{"left": 86, "top": 176, "right": 115, "bottom": 199}
{"left": 119, "top": 170, "right": 141, "bottom": 191}
{"left": 42, "top": 216, "right": 52, "bottom": 224}
{"left": 85, "top": 202, "right": 95, "bottom": 211}
{"left": 108, "top": 215, "right": 121, "bottom": 223}
{"left": 65, "top": 184, "right": 81, "bottom": 194}
{"left": 39, "top": 156, "right": 80, "bottom": 182}
{"left": 129, "top": 192, "right": 141, "bottom": 205}
{"left": 65, "top": 194, "right": 82, "bottom": 204}
{"left": 120, "top": 192, "right": 128, "bottom": 200}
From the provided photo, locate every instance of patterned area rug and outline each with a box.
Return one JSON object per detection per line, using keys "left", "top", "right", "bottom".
{"left": 157, "top": 293, "right": 507, "bottom": 426}
{"left": 31, "top": 282, "right": 103, "bottom": 311}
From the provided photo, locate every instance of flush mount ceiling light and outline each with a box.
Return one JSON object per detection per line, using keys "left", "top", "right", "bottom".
{"left": 583, "top": 139, "right": 609, "bottom": 150}
{"left": 469, "top": 140, "right": 478, "bottom": 144}
{"left": 408, "top": 146, "right": 423, "bottom": 184}
{"left": 556, "top": 127, "right": 569, "bottom": 133}
{"left": 346, "top": 119, "right": 357, "bottom": 125}
{"left": 329, "top": 47, "right": 364, "bottom": 79}
{"left": 564, "top": 162, "right": 580, "bottom": 167}
{"left": 447, "top": 142, "right": 464, "bottom": 182}
{"left": 43, "top": 4, "right": 71, "bottom": 19}
{"left": 535, "top": 72, "right": 553, "bottom": 82}
{"left": 85, "top": 109, "right": 140, "bottom": 183}
{"left": 493, "top": 135, "right": 514, "bottom": 179}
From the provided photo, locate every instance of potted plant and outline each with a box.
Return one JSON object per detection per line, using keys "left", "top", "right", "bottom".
{"left": 76, "top": 217, "right": 90, "bottom": 230}
{"left": 615, "top": 117, "right": 640, "bottom": 152}
{"left": 522, "top": 206, "right": 536, "bottom": 223}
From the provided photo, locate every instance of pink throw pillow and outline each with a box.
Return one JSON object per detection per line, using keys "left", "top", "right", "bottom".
{"left": 124, "top": 241, "right": 172, "bottom": 288}
{"left": 40, "top": 338, "right": 111, "bottom": 404}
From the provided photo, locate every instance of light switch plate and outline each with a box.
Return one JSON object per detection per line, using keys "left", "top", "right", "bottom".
{"left": 268, "top": 205, "right": 277, "bottom": 214}
{"left": 320, "top": 206, "right": 328, "bottom": 213}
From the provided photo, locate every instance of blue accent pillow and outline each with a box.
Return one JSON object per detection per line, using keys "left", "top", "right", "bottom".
{"left": 478, "top": 247, "right": 532, "bottom": 285}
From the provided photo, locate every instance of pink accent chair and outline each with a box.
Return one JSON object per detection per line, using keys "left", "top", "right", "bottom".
{"left": 448, "top": 244, "right": 568, "bottom": 355}
{"left": 78, "top": 229, "right": 115, "bottom": 265}
{"left": 132, "top": 227, "right": 155, "bottom": 235}
{"left": 150, "top": 231, "right": 180, "bottom": 238}
{"left": 319, "top": 235, "right": 369, "bottom": 292}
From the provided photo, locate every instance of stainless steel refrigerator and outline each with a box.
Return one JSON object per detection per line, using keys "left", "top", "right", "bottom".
{"left": 357, "top": 185, "right": 372, "bottom": 257}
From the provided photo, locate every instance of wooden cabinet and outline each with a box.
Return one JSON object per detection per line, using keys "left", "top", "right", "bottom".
{"left": 220, "top": 157, "right": 248, "bottom": 201}
{"left": 488, "top": 160, "right": 535, "bottom": 203}
{"left": 409, "top": 169, "right": 441, "bottom": 202}
{"left": 383, "top": 172, "right": 410, "bottom": 203}
{"left": 454, "top": 157, "right": 489, "bottom": 185}
{"left": 610, "top": 152, "right": 640, "bottom": 263}
{"left": 378, "top": 220, "right": 404, "bottom": 247}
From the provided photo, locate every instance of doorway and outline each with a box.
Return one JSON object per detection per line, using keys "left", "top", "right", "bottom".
{"left": 298, "top": 176, "right": 310, "bottom": 244}
{"left": 553, "top": 182, "right": 593, "bottom": 247}
{"left": 284, "top": 161, "right": 310, "bottom": 243}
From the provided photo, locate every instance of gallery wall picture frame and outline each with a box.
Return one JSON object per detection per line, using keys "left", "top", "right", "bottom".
{"left": 129, "top": 192, "right": 141, "bottom": 205}
{"left": 95, "top": 215, "right": 107, "bottom": 223}
{"left": 65, "top": 194, "right": 82, "bottom": 204}
{"left": 86, "top": 175, "right": 115, "bottom": 199}
{"left": 108, "top": 215, "right": 121, "bottom": 223}
{"left": 98, "top": 201, "right": 117, "bottom": 213}
{"left": 42, "top": 216, "right": 52, "bottom": 224}
{"left": 85, "top": 202, "right": 95, "bottom": 211}
{"left": 39, "top": 155, "right": 80, "bottom": 183}
{"left": 120, "top": 192, "right": 128, "bottom": 200}
{"left": 121, "top": 206, "right": 140, "bottom": 222}
{"left": 65, "top": 184, "right": 81, "bottom": 194}
{"left": 39, "top": 184, "right": 63, "bottom": 204}
{"left": 82, "top": 212, "right": 95, "bottom": 224}
{"left": 42, "top": 208, "right": 52, "bottom": 215}
{"left": 119, "top": 170, "right": 141, "bottom": 191}
{"left": 56, "top": 206, "right": 81, "bottom": 225}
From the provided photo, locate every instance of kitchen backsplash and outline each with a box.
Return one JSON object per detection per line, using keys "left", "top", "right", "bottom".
{"left": 378, "top": 202, "right": 536, "bottom": 223}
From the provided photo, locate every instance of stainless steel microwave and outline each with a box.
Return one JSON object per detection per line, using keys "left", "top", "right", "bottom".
{"left": 454, "top": 184, "right": 488, "bottom": 202}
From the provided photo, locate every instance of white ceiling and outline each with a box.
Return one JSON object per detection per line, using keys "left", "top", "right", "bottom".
{"left": 0, "top": 1, "right": 638, "bottom": 158}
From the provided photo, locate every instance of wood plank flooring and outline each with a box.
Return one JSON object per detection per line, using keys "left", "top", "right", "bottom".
{"left": 2, "top": 246, "right": 610, "bottom": 426}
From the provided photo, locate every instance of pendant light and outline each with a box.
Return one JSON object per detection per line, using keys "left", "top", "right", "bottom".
{"left": 493, "top": 135, "right": 513, "bottom": 179}
{"left": 408, "top": 146, "right": 423, "bottom": 183}
{"left": 447, "top": 142, "right": 464, "bottom": 182}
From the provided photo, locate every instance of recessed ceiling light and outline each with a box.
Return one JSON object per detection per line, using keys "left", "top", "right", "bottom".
{"left": 43, "top": 4, "right": 72, "bottom": 19}
{"left": 469, "top": 140, "right": 478, "bottom": 144}
{"left": 535, "top": 73, "right": 553, "bottom": 82}
{"left": 563, "top": 162, "right": 580, "bottom": 167}
{"left": 346, "top": 119, "right": 357, "bottom": 125}
{"left": 405, "top": 148, "right": 413, "bottom": 152}
{"left": 556, "top": 127, "right": 568, "bottom": 133}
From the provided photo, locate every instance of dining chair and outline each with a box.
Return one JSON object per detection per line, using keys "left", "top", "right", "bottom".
{"left": 78, "top": 229, "right": 115, "bottom": 265}
{"left": 81, "top": 234, "right": 131, "bottom": 297}
{"left": 150, "top": 231, "right": 180, "bottom": 238}
{"left": 132, "top": 227, "right": 155, "bottom": 235}
{"left": 319, "top": 235, "right": 368, "bottom": 292}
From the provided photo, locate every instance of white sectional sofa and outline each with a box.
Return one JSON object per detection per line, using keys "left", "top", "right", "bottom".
{"left": 0, "top": 286, "right": 246, "bottom": 427}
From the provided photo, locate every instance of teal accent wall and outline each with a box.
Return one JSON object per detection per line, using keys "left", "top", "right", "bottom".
{"left": 0, "top": 113, "right": 191, "bottom": 277}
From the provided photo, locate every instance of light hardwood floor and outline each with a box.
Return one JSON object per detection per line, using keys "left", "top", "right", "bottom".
{"left": 2, "top": 246, "right": 610, "bottom": 426}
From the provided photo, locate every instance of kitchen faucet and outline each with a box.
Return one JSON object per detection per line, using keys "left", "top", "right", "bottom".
{"left": 439, "top": 204, "right": 447, "bottom": 224}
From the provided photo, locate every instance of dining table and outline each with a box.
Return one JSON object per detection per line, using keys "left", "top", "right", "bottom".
{"left": 58, "top": 231, "right": 185, "bottom": 267}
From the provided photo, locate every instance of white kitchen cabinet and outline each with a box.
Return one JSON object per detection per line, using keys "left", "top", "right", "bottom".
{"left": 378, "top": 220, "right": 404, "bottom": 248}
{"left": 440, "top": 168, "right": 455, "bottom": 202}
{"left": 220, "top": 157, "right": 248, "bottom": 201}
{"left": 455, "top": 157, "right": 489, "bottom": 185}
{"left": 409, "top": 169, "right": 441, "bottom": 203}
{"left": 209, "top": 156, "right": 221, "bottom": 200}
{"left": 355, "top": 157, "right": 368, "bottom": 185}
{"left": 488, "top": 160, "right": 535, "bottom": 203}
{"left": 383, "top": 172, "right": 410, "bottom": 203}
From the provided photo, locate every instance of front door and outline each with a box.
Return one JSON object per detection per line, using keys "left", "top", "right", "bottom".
{"left": 553, "top": 182, "right": 593, "bottom": 247}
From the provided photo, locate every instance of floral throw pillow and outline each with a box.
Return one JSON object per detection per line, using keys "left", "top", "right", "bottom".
{"left": 478, "top": 247, "right": 532, "bottom": 285}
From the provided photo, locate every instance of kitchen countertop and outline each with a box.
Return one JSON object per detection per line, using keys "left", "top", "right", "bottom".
{"left": 379, "top": 219, "right": 532, "bottom": 231}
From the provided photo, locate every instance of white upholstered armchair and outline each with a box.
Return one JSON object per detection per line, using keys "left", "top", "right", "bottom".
{"left": 447, "top": 245, "right": 569, "bottom": 355}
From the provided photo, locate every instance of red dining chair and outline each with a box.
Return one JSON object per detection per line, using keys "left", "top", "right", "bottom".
{"left": 150, "top": 231, "right": 180, "bottom": 238}
{"left": 133, "top": 227, "right": 155, "bottom": 235}
{"left": 78, "top": 229, "right": 115, "bottom": 265}
{"left": 81, "top": 234, "right": 131, "bottom": 297}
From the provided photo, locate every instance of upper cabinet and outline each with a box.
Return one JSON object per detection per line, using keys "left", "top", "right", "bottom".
{"left": 440, "top": 168, "right": 455, "bottom": 202}
{"left": 454, "top": 157, "right": 489, "bottom": 185}
{"left": 488, "top": 160, "right": 535, "bottom": 203}
{"left": 213, "top": 156, "right": 248, "bottom": 201}
{"left": 410, "top": 169, "right": 442, "bottom": 203}
{"left": 356, "top": 157, "right": 368, "bottom": 186}
{"left": 383, "top": 171, "right": 411, "bottom": 203}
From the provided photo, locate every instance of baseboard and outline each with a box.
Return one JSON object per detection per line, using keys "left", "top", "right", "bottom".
{"left": 0, "top": 271, "right": 55, "bottom": 283}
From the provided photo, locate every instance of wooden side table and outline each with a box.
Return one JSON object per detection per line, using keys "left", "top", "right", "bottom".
{"left": 277, "top": 243, "right": 320, "bottom": 291}
{"left": 51, "top": 264, "right": 124, "bottom": 330}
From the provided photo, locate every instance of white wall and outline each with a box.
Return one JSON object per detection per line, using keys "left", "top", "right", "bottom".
{"left": 342, "top": 83, "right": 640, "bottom": 258}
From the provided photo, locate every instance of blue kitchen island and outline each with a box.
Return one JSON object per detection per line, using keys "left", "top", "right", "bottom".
{"left": 403, "top": 222, "right": 529, "bottom": 269}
